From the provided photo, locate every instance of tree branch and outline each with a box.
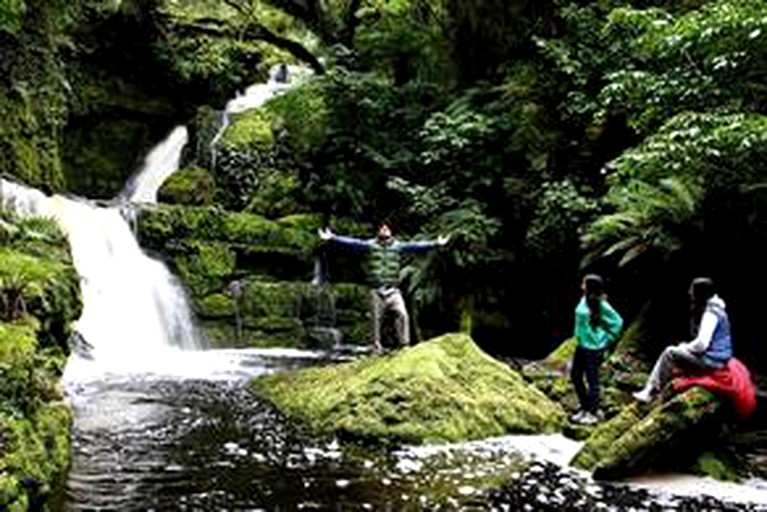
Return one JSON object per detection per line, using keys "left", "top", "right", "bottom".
{"left": 172, "top": 18, "right": 325, "bottom": 74}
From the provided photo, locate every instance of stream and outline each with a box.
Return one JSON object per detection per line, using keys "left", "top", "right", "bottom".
{"left": 61, "top": 349, "right": 767, "bottom": 511}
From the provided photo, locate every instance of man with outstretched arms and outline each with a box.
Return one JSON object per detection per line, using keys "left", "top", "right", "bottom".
{"left": 319, "top": 222, "right": 449, "bottom": 352}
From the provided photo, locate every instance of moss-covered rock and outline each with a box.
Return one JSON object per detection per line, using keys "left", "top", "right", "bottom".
{"left": 137, "top": 204, "right": 317, "bottom": 257}
{"left": 214, "top": 107, "right": 283, "bottom": 210}
{"left": 0, "top": 211, "right": 80, "bottom": 510}
{"left": 135, "top": 204, "right": 372, "bottom": 348}
{"left": 243, "top": 168, "right": 300, "bottom": 218}
{"left": 264, "top": 80, "right": 328, "bottom": 156}
{"left": 158, "top": 167, "right": 215, "bottom": 206}
{"left": 571, "top": 387, "right": 723, "bottom": 479}
{"left": 220, "top": 109, "right": 276, "bottom": 151}
{"left": 255, "top": 333, "right": 566, "bottom": 444}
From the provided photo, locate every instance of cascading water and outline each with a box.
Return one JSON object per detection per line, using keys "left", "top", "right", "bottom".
{"left": 120, "top": 125, "right": 189, "bottom": 203}
{"left": 209, "top": 64, "right": 304, "bottom": 169}
{"left": 0, "top": 179, "right": 201, "bottom": 373}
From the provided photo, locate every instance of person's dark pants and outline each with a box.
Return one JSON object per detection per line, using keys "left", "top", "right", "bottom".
{"left": 570, "top": 346, "right": 605, "bottom": 413}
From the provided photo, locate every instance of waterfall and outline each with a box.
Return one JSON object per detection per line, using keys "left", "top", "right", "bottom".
{"left": 209, "top": 64, "right": 306, "bottom": 170}
{"left": 120, "top": 126, "right": 189, "bottom": 203}
{"left": 0, "top": 63, "right": 310, "bottom": 372}
{"left": 0, "top": 179, "right": 202, "bottom": 368}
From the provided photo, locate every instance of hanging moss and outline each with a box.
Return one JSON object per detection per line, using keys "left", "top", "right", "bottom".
{"left": 255, "top": 333, "right": 566, "bottom": 444}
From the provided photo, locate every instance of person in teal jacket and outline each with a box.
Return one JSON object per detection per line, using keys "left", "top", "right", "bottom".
{"left": 319, "top": 222, "right": 449, "bottom": 352}
{"left": 570, "top": 274, "right": 623, "bottom": 425}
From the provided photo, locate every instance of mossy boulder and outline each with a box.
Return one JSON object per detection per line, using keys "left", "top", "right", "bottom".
{"left": 134, "top": 205, "right": 372, "bottom": 348}
{"left": 255, "top": 333, "right": 566, "bottom": 444}
{"left": 571, "top": 387, "right": 723, "bottom": 479}
{"left": 220, "top": 109, "right": 276, "bottom": 151}
{"left": 158, "top": 167, "right": 215, "bottom": 206}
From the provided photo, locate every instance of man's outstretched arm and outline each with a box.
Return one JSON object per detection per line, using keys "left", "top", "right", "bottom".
{"left": 318, "top": 228, "right": 374, "bottom": 251}
{"left": 396, "top": 234, "right": 451, "bottom": 253}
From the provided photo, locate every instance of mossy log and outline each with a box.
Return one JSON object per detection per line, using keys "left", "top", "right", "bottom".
{"left": 571, "top": 387, "right": 722, "bottom": 479}
{"left": 255, "top": 333, "right": 566, "bottom": 444}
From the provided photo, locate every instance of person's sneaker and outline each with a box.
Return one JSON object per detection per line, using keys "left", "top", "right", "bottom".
{"left": 578, "top": 412, "right": 600, "bottom": 425}
{"left": 632, "top": 388, "right": 654, "bottom": 403}
{"left": 569, "top": 410, "right": 586, "bottom": 423}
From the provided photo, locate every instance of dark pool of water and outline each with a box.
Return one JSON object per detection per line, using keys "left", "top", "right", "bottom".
{"left": 60, "top": 350, "right": 767, "bottom": 511}
{"left": 62, "top": 351, "right": 520, "bottom": 511}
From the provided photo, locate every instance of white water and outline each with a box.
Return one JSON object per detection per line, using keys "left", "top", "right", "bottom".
{"left": 210, "top": 64, "right": 308, "bottom": 162}
{"left": 0, "top": 179, "right": 201, "bottom": 375}
{"left": 121, "top": 125, "right": 188, "bottom": 203}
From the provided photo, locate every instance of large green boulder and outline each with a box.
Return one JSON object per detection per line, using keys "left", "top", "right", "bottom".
{"left": 255, "top": 333, "right": 566, "bottom": 444}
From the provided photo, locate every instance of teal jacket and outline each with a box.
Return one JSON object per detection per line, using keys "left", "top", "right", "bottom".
{"left": 330, "top": 235, "right": 438, "bottom": 289}
{"left": 574, "top": 297, "right": 623, "bottom": 351}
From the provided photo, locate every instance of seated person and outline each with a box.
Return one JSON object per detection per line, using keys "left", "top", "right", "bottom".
{"left": 634, "top": 277, "right": 731, "bottom": 402}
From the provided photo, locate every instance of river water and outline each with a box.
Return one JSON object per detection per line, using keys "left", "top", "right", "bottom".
{"left": 61, "top": 349, "right": 528, "bottom": 510}
{"left": 61, "top": 349, "right": 767, "bottom": 511}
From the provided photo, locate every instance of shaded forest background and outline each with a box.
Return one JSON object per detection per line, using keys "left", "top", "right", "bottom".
{"left": 3, "top": 0, "right": 767, "bottom": 366}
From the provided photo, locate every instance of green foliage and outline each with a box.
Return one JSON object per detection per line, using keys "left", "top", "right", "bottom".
{"left": 244, "top": 168, "right": 300, "bottom": 218}
{"left": 215, "top": 107, "right": 287, "bottom": 210}
{"left": 265, "top": 80, "right": 329, "bottom": 156}
{"left": 157, "top": 0, "right": 310, "bottom": 90}
{"left": 355, "top": 0, "right": 452, "bottom": 84}
{"left": 255, "top": 333, "right": 566, "bottom": 444}
{"left": 585, "top": 177, "right": 702, "bottom": 266}
{"left": 0, "top": 0, "right": 26, "bottom": 35}
{"left": 0, "top": 213, "right": 78, "bottom": 511}
{"left": 584, "top": 112, "right": 767, "bottom": 267}
{"left": 599, "top": 0, "right": 767, "bottom": 133}
{"left": 526, "top": 180, "right": 600, "bottom": 256}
